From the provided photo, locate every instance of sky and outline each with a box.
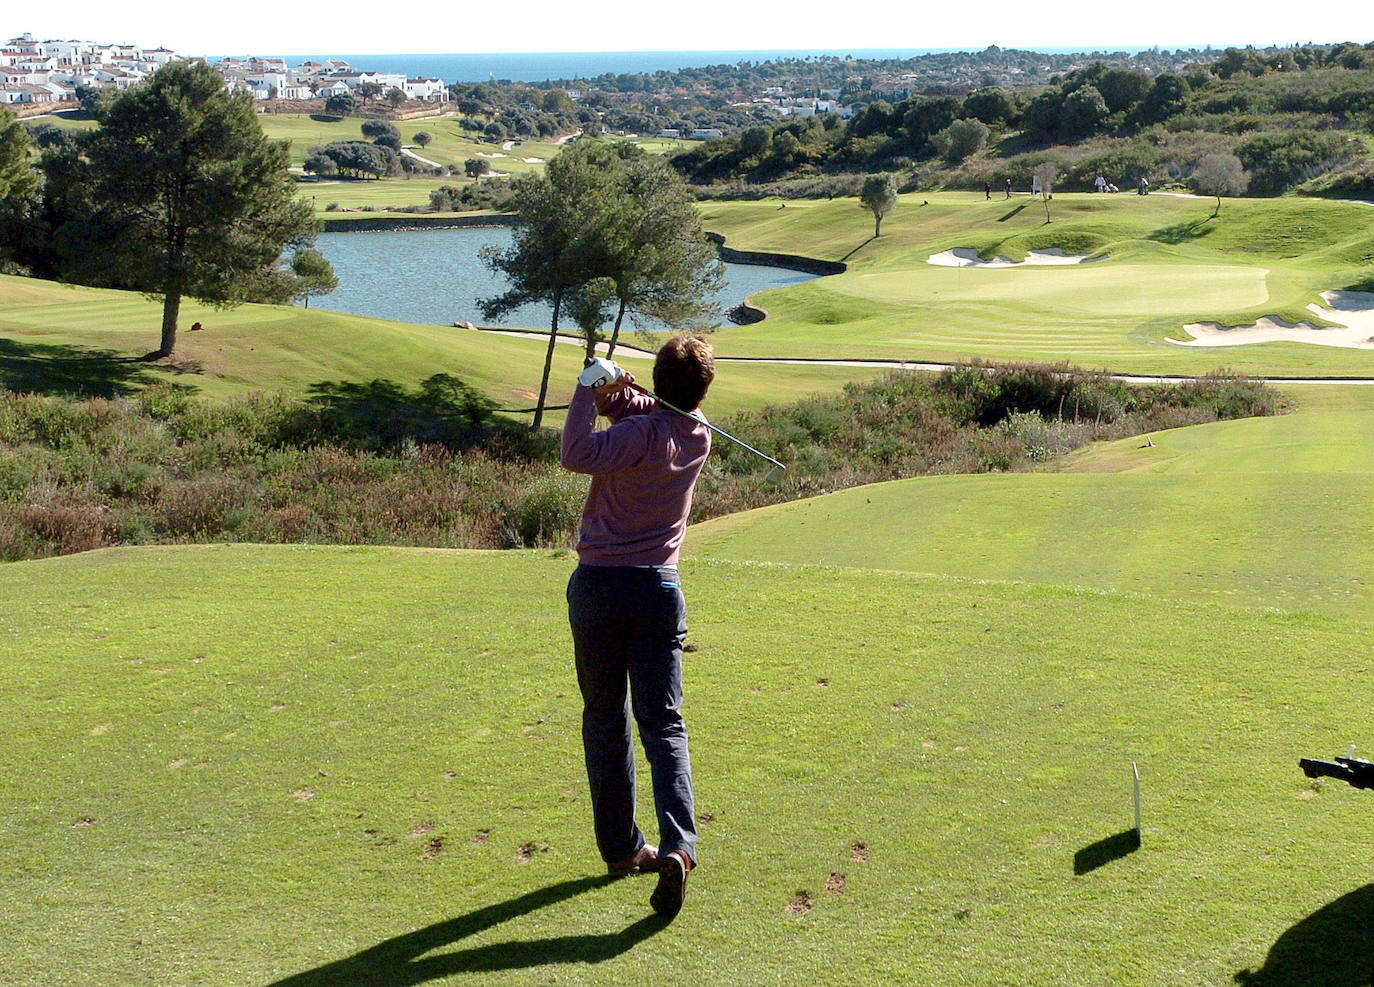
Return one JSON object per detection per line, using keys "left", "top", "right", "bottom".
{"left": 7, "top": 1, "right": 1374, "bottom": 56}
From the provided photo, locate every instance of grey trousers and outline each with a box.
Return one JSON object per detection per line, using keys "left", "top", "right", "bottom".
{"left": 567, "top": 564, "right": 697, "bottom": 866}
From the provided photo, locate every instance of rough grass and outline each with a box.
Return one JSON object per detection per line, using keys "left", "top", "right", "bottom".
{"left": 0, "top": 366, "right": 1276, "bottom": 562}
{"left": 3, "top": 544, "right": 1371, "bottom": 985}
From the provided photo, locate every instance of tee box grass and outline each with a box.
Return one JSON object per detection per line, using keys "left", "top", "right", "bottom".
{"left": 4, "top": 544, "right": 1372, "bottom": 985}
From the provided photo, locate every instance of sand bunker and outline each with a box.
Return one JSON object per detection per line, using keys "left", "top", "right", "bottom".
{"left": 521, "top": 157, "right": 545, "bottom": 163}
{"left": 1173, "top": 290, "right": 1374, "bottom": 349}
{"left": 927, "top": 247, "right": 1103, "bottom": 267}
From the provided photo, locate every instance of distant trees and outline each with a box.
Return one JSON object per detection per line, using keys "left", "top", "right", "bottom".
{"left": 324, "top": 92, "right": 355, "bottom": 116}
{"left": 464, "top": 157, "right": 492, "bottom": 178}
{"left": 290, "top": 248, "right": 339, "bottom": 308}
{"left": 355, "top": 82, "right": 384, "bottom": 105}
{"left": 44, "top": 61, "right": 318, "bottom": 358}
{"left": 0, "top": 107, "right": 39, "bottom": 268}
{"left": 962, "top": 87, "right": 1017, "bottom": 126}
{"left": 1192, "top": 154, "right": 1249, "bottom": 217}
{"left": 361, "top": 120, "right": 400, "bottom": 141}
{"left": 931, "top": 118, "right": 990, "bottom": 163}
{"left": 480, "top": 140, "right": 722, "bottom": 429}
{"left": 305, "top": 141, "right": 399, "bottom": 178}
{"left": 860, "top": 174, "right": 898, "bottom": 237}
{"left": 386, "top": 88, "right": 406, "bottom": 109}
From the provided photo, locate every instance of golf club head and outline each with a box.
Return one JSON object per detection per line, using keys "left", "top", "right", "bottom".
{"left": 762, "top": 463, "right": 787, "bottom": 485}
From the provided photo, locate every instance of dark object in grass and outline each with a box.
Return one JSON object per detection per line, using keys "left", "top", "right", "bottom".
{"left": 1300, "top": 754, "right": 1374, "bottom": 790}
{"left": 1234, "top": 883, "right": 1374, "bottom": 987}
{"left": 1073, "top": 829, "right": 1140, "bottom": 875}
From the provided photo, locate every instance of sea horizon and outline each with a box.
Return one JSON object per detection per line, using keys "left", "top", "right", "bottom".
{"left": 203, "top": 45, "right": 1233, "bottom": 84}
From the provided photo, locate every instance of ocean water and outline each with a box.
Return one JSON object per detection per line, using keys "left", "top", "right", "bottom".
{"left": 208, "top": 47, "right": 1160, "bottom": 84}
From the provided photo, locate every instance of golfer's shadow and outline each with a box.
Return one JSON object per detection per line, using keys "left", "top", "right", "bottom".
{"left": 268, "top": 875, "right": 667, "bottom": 986}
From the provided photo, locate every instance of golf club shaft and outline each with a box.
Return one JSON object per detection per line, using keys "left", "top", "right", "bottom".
{"left": 626, "top": 382, "right": 787, "bottom": 474}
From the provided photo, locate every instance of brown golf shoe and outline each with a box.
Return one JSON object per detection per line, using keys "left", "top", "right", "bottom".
{"left": 607, "top": 843, "right": 660, "bottom": 878}
{"left": 649, "top": 850, "right": 692, "bottom": 918}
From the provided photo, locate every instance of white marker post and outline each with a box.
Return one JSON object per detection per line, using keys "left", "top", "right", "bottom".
{"left": 1132, "top": 762, "right": 1142, "bottom": 844}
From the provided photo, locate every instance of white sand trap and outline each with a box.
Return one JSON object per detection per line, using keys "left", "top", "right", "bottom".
{"left": 521, "top": 157, "right": 544, "bottom": 163}
{"left": 927, "top": 247, "right": 1103, "bottom": 267}
{"left": 1174, "top": 290, "right": 1374, "bottom": 349}
{"left": 475, "top": 152, "right": 507, "bottom": 159}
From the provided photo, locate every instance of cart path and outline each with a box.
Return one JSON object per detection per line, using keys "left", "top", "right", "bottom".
{"left": 468, "top": 326, "right": 1374, "bottom": 385}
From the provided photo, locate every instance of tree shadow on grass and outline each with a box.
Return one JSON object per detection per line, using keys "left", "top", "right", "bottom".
{"left": 1146, "top": 219, "right": 1216, "bottom": 245}
{"left": 840, "top": 236, "right": 878, "bottom": 262}
{"left": 997, "top": 201, "right": 1032, "bottom": 222}
{"left": 0, "top": 337, "right": 160, "bottom": 397}
{"left": 268, "top": 875, "right": 669, "bottom": 986}
{"left": 1234, "top": 883, "right": 1374, "bottom": 986}
{"left": 304, "top": 375, "right": 557, "bottom": 457}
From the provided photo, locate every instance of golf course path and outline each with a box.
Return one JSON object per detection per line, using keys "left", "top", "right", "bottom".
{"left": 471, "top": 327, "right": 1374, "bottom": 384}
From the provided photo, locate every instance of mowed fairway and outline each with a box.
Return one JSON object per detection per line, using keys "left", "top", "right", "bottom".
{"left": 4, "top": 545, "right": 1372, "bottom": 985}
{"left": 0, "top": 274, "right": 882, "bottom": 414}
{"left": 693, "top": 386, "right": 1374, "bottom": 622}
{"left": 700, "top": 192, "right": 1374, "bottom": 376}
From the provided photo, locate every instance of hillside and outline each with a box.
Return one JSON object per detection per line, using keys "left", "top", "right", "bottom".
{"left": 0, "top": 273, "right": 879, "bottom": 413}
{"left": 698, "top": 192, "right": 1374, "bottom": 375}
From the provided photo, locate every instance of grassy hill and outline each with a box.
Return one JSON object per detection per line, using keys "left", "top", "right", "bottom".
{"left": 692, "top": 385, "right": 1374, "bottom": 622}
{"left": 4, "top": 543, "right": 1371, "bottom": 985}
{"left": 0, "top": 274, "right": 880, "bottom": 414}
{"left": 699, "top": 191, "right": 1374, "bottom": 376}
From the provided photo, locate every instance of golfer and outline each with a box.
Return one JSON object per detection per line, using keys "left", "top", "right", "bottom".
{"left": 560, "top": 335, "right": 714, "bottom": 919}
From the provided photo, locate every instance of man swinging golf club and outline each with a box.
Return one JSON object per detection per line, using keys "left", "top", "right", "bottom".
{"left": 560, "top": 335, "right": 715, "bottom": 918}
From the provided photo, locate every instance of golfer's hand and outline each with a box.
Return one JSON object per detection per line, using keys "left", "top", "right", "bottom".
{"left": 597, "top": 369, "right": 634, "bottom": 396}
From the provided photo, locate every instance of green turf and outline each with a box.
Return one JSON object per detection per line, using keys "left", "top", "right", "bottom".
{"left": 0, "top": 274, "right": 881, "bottom": 414}
{"left": 3, "top": 543, "right": 1371, "bottom": 985}
{"left": 692, "top": 399, "right": 1374, "bottom": 623}
{"left": 699, "top": 192, "right": 1374, "bottom": 376}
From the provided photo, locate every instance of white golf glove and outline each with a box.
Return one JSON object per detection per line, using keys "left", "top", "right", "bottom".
{"left": 578, "top": 357, "right": 623, "bottom": 389}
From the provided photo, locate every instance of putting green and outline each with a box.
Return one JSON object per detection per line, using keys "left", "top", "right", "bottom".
{"left": 837, "top": 262, "right": 1271, "bottom": 317}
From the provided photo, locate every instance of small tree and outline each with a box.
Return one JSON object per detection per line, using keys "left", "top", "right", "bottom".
{"left": 1032, "top": 162, "right": 1059, "bottom": 222}
{"left": 413, "top": 131, "right": 432, "bottom": 148}
{"left": 324, "top": 92, "right": 354, "bottom": 116}
{"left": 860, "top": 174, "right": 898, "bottom": 237}
{"left": 386, "top": 88, "right": 406, "bottom": 109}
{"left": 355, "top": 82, "right": 384, "bottom": 105}
{"left": 290, "top": 249, "right": 338, "bottom": 308}
{"left": 480, "top": 142, "right": 624, "bottom": 429}
{"left": 464, "top": 157, "right": 491, "bottom": 178}
{"left": 1193, "top": 153, "right": 1250, "bottom": 217}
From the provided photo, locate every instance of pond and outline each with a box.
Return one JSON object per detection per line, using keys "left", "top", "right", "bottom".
{"left": 310, "top": 228, "right": 815, "bottom": 331}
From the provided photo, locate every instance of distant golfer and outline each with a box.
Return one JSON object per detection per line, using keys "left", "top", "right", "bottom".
{"left": 559, "top": 335, "right": 714, "bottom": 919}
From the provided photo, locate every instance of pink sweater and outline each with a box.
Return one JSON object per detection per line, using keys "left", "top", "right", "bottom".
{"left": 560, "top": 385, "right": 712, "bottom": 566}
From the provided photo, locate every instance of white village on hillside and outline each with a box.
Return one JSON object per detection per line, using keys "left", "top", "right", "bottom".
{"left": 0, "top": 33, "right": 447, "bottom": 107}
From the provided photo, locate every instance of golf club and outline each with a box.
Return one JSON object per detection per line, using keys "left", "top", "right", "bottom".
{"left": 581, "top": 358, "right": 788, "bottom": 480}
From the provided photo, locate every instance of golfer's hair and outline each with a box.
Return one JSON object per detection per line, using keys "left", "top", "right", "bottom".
{"left": 653, "top": 334, "right": 715, "bottom": 411}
